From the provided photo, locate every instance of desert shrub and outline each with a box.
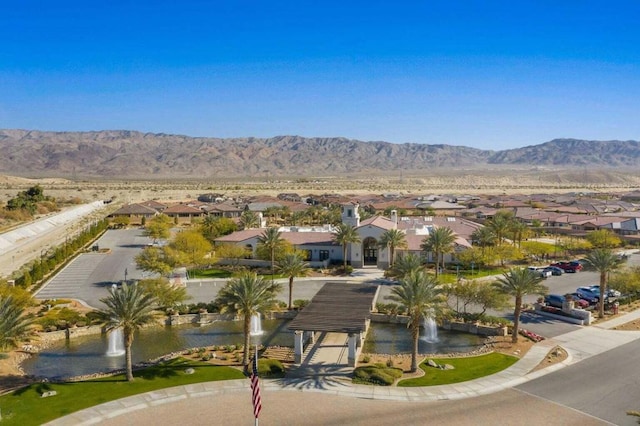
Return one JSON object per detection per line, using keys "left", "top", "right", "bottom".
{"left": 353, "top": 365, "right": 403, "bottom": 386}
{"left": 293, "top": 299, "right": 309, "bottom": 309}
{"left": 361, "top": 355, "right": 370, "bottom": 363}
{"left": 386, "top": 358, "right": 394, "bottom": 368}
{"left": 257, "top": 359, "right": 285, "bottom": 377}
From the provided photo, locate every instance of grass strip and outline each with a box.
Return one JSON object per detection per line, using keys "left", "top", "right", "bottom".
{"left": 0, "top": 357, "right": 245, "bottom": 425}
{"left": 398, "top": 352, "right": 518, "bottom": 387}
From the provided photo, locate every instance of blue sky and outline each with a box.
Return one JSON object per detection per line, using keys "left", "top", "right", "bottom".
{"left": 1, "top": 1, "right": 639, "bottom": 150}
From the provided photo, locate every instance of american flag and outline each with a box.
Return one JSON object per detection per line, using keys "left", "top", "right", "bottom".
{"left": 250, "top": 351, "right": 262, "bottom": 419}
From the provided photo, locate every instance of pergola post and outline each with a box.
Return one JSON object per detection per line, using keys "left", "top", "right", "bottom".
{"left": 294, "top": 330, "right": 304, "bottom": 364}
{"left": 347, "top": 333, "right": 357, "bottom": 367}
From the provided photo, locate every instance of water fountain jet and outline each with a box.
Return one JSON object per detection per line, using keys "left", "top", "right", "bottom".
{"left": 249, "top": 313, "right": 264, "bottom": 337}
{"left": 421, "top": 315, "right": 439, "bottom": 343}
{"left": 106, "top": 328, "right": 126, "bottom": 357}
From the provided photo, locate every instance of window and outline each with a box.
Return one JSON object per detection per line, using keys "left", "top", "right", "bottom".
{"left": 347, "top": 209, "right": 352, "bottom": 217}
{"left": 319, "top": 250, "right": 330, "bottom": 261}
{"left": 304, "top": 250, "right": 312, "bottom": 261}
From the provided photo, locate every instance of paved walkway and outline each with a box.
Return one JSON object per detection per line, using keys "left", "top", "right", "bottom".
{"left": 46, "top": 307, "right": 640, "bottom": 425}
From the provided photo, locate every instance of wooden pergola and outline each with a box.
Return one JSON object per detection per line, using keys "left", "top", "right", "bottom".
{"left": 288, "top": 282, "right": 379, "bottom": 366}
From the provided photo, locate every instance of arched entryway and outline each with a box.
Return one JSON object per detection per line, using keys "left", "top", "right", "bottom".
{"left": 362, "top": 237, "right": 378, "bottom": 266}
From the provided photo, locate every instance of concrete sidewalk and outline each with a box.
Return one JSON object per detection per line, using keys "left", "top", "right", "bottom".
{"left": 46, "top": 307, "right": 640, "bottom": 425}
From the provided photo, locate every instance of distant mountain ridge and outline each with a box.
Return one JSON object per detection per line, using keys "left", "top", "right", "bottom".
{"left": 0, "top": 130, "right": 638, "bottom": 179}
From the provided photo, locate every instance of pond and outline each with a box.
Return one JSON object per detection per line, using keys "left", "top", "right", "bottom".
{"left": 23, "top": 320, "right": 486, "bottom": 379}
{"left": 363, "top": 322, "right": 485, "bottom": 355}
{"left": 22, "top": 319, "right": 292, "bottom": 379}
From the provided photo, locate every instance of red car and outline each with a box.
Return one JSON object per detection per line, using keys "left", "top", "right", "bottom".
{"left": 550, "top": 261, "right": 583, "bottom": 273}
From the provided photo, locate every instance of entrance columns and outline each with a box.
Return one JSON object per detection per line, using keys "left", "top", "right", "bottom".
{"left": 347, "top": 333, "right": 358, "bottom": 367}
{"left": 294, "top": 330, "right": 304, "bottom": 364}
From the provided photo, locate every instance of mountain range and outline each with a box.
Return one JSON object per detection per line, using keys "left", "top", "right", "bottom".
{"left": 0, "top": 129, "right": 639, "bottom": 179}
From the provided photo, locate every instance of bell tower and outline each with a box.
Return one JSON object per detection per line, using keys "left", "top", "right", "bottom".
{"left": 341, "top": 202, "right": 360, "bottom": 227}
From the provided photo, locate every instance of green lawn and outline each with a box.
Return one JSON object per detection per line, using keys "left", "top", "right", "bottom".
{"left": 398, "top": 353, "right": 518, "bottom": 387}
{"left": 188, "top": 268, "right": 233, "bottom": 279}
{"left": 0, "top": 358, "right": 245, "bottom": 425}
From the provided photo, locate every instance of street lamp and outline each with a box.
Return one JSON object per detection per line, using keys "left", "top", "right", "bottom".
{"left": 124, "top": 268, "right": 128, "bottom": 283}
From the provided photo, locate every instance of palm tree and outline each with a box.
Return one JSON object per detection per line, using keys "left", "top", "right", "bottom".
{"left": 386, "top": 252, "right": 423, "bottom": 280}
{"left": 387, "top": 269, "right": 443, "bottom": 372}
{"left": 332, "top": 223, "right": 361, "bottom": 269}
{"left": 421, "top": 226, "right": 456, "bottom": 278}
{"left": 216, "top": 272, "right": 282, "bottom": 366}
{"left": 239, "top": 210, "right": 260, "bottom": 229}
{"left": 493, "top": 268, "right": 547, "bottom": 343}
{"left": 276, "top": 253, "right": 311, "bottom": 309}
{"left": 584, "top": 248, "right": 624, "bottom": 318}
{"left": 0, "top": 296, "right": 33, "bottom": 351}
{"left": 509, "top": 220, "right": 530, "bottom": 248}
{"left": 487, "top": 211, "right": 514, "bottom": 246}
{"left": 100, "top": 283, "right": 158, "bottom": 381}
{"left": 258, "top": 227, "right": 284, "bottom": 281}
{"left": 378, "top": 229, "right": 407, "bottom": 268}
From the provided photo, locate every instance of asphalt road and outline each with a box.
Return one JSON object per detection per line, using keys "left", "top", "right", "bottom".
{"left": 517, "top": 337, "right": 640, "bottom": 425}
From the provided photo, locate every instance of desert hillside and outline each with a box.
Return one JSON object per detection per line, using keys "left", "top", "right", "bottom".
{"left": 1, "top": 130, "right": 639, "bottom": 180}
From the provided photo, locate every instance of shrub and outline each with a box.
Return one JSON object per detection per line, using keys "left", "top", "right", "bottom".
{"left": 386, "top": 359, "right": 394, "bottom": 368}
{"left": 257, "top": 359, "right": 285, "bottom": 377}
{"left": 353, "top": 365, "right": 403, "bottom": 386}
{"left": 293, "top": 299, "right": 309, "bottom": 309}
{"left": 361, "top": 355, "right": 370, "bottom": 363}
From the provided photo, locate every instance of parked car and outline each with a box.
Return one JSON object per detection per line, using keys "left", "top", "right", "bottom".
{"left": 565, "top": 293, "right": 590, "bottom": 309}
{"left": 550, "top": 261, "right": 583, "bottom": 273}
{"left": 576, "top": 286, "right": 603, "bottom": 304}
{"left": 543, "top": 266, "right": 564, "bottom": 276}
{"left": 527, "top": 267, "right": 551, "bottom": 278}
{"left": 544, "top": 294, "right": 566, "bottom": 308}
{"left": 589, "top": 285, "right": 621, "bottom": 298}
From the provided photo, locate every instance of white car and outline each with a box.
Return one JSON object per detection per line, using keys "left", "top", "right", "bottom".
{"left": 527, "top": 267, "right": 551, "bottom": 278}
{"left": 590, "top": 285, "right": 621, "bottom": 298}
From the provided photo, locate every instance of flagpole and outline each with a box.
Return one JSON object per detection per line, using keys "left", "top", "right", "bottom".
{"left": 255, "top": 344, "right": 259, "bottom": 426}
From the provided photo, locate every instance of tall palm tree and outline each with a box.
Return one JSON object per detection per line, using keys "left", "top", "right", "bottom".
{"left": 509, "top": 220, "right": 530, "bottom": 248}
{"left": 471, "top": 226, "right": 497, "bottom": 254}
{"left": 493, "top": 268, "right": 547, "bottom": 343}
{"left": 421, "top": 226, "right": 456, "bottom": 278}
{"left": 584, "top": 248, "right": 624, "bottom": 318}
{"left": 216, "top": 272, "right": 282, "bottom": 366}
{"left": 276, "top": 253, "right": 311, "bottom": 309}
{"left": 386, "top": 252, "right": 423, "bottom": 280}
{"left": 378, "top": 229, "right": 407, "bottom": 267}
{"left": 239, "top": 210, "right": 260, "bottom": 229}
{"left": 387, "top": 270, "right": 443, "bottom": 372}
{"left": 0, "top": 296, "right": 33, "bottom": 351}
{"left": 100, "top": 283, "right": 158, "bottom": 381}
{"left": 332, "top": 223, "right": 361, "bottom": 269}
{"left": 258, "top": 227, "right": 284, "bottom": 281}
{"left": 487, "top": 210, "right": 514, "bottom": 246}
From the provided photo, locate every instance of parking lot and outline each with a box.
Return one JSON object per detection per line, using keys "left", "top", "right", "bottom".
{"left": 34, "top": 229, "right": 154, "bottom": 308}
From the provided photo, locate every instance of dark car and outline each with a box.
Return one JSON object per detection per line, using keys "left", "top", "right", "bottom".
{"left": 544, "top": 294, "right": 566, "bottom": 308}
{"left": 543, "top": 266, "right": 564, "bottom": 276}
{"left": 576, "top": 286, "right": 603, "bottom": 304}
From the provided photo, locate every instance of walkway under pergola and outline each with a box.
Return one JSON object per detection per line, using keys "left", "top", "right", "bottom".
{"left": 288, "top": 282, "right": 379, "bottom": 366}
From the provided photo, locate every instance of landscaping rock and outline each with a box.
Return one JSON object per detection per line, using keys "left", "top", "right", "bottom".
{"left": 184, "top": 368, "right": 195, "bottom": 375}
{"left": 443, "top": 364, "right": 455, "bottom": 370}
{"left": 427, "top": 359, "right": 438, "bottom": 368}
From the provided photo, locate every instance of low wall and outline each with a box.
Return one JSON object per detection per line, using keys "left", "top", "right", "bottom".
{"left": 441, "top": 321, "right": 508, "bottom": 337}
{"left": 370, "top": 313, "right": 507, "bottom": 336}
{"left": 167, "top": 313, "right": 236, "bottom": 326}
{"left": 37, "top": 325, "right": 105, "bottom": 344}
